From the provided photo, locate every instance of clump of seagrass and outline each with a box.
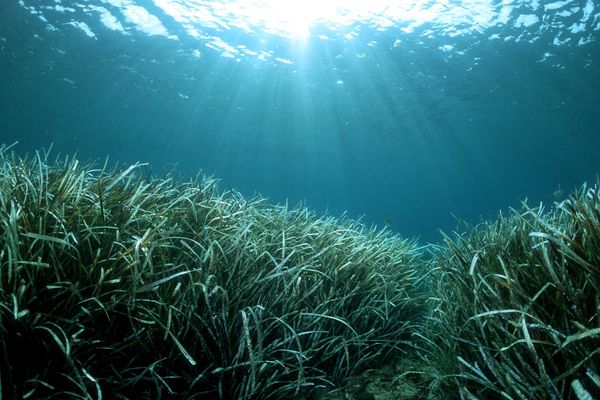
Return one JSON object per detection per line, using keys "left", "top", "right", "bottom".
{"left": 423, "top": 181, "right": 600, "bottom": 399}
{"left": 0, "top": 144, "right": 426, "bottom": 399}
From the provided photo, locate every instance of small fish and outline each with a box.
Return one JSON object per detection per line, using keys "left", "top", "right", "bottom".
{"left": 552, "top": 185, "right": 564, "bottom": 201}
{"left": 383, "top": 219, "right": 393, "bottom": 226}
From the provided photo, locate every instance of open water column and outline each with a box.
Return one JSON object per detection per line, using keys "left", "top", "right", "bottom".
{"left": 1, "top": 0, "right": 599, "bottom": 242}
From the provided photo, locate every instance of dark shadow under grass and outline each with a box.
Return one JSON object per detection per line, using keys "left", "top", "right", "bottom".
{"left": 0, "top": 145, "right": 427, "bottom": 399}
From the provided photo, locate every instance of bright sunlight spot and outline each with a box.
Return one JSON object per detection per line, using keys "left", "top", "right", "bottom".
{"left": 220, "top": 0, "right": 396, "bottom": 39}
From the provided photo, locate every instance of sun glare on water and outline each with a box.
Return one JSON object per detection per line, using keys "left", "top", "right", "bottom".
{"left": 224, "top": 0, "right": 396, "bottom": 39}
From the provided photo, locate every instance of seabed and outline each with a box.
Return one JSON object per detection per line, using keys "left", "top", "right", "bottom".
{"left": 0, "top": 145, "right": 598, "bottom": 399}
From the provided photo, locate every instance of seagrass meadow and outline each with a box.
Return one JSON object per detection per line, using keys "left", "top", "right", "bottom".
{"left": 0, "top": 145, "right": 427, "bottom": 400}
{"left": 1, "top": 144, "right": 599, "bottom": 400}
{"left": 421, "top": 184, "right": 600, "bottom": 400}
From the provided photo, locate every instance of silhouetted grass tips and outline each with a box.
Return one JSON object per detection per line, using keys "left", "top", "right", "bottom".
{"left": 0, "top": 145, "right": 425, "bottom": 399}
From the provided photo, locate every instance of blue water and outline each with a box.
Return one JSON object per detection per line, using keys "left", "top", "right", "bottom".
{"left": 1, "top": 0, "right": 599, "bottom": 243}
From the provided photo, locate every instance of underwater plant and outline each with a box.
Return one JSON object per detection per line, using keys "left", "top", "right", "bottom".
{"left": 3, "top": 143, "right": 598, "bottom": 400}
{"left": 424, "top": 180, "right": 600, "bottom": 399}
{"left": 0, "top": 144, "right": 426, "bottom": 399}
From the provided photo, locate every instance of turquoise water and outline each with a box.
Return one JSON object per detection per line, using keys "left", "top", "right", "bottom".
{"left": 1, "top": 0, "right": 599, "bottom": 243}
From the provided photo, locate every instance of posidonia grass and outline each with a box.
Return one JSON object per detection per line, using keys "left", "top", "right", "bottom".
{"left": 3, "top": 144, "right": 599, "bottom": 400}
{"left": 422, "top": 180, "right": 600, "bottom": 400}
{"left": 0, "top": 145, "right": 426, "bottom": 399}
